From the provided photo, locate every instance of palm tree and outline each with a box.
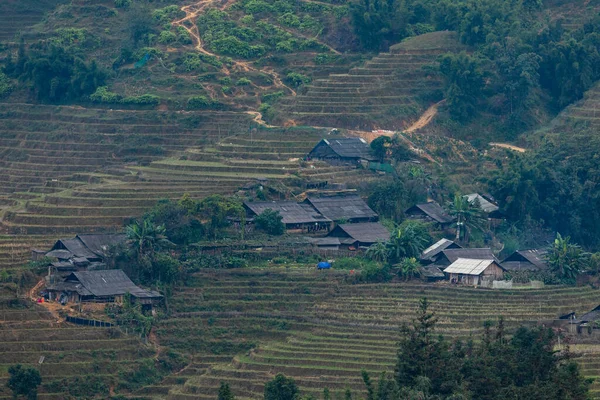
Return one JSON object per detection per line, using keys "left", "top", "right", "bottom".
{"left": 398, "top": 257, "right": 421, "bottom": 281}
{"left": 126, "top": 218, "right": 174, "bottom": 259}
{"left": 366, "top": 241, "right": 389, "bottom": 263}
{"left": 386, "top": 221, "right": 431, "bottom": 263}
{"left": 447, "top": 193, "right": 487, "bottom": 243}
{"left": 545, "top": 233, "right": 589, "bottom": 282}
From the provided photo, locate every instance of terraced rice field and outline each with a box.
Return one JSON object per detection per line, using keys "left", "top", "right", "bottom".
{"left": 277, "top": 31, "right": 466, "bottom": 130}
{"left": 0, "top": 297, "right": 154, "bottom": 399}
{"left": 153, "top": 269, "right": 600, "bottom": 399}
{"left": 546, "top": 0, "right": 600, "bottom": 31}
{"left": 0, "top": 103, "right": 372, "bottom": 235}
{"left": 0, "top": 0, "right": 66, "bottom": 43}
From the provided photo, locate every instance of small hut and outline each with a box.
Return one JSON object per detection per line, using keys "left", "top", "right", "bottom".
{"left": 327, "top": 222, "right": 390, "bottom": 248}
{"left": 46, "top": 270, "right": 162, "bottom": 308}
{"left": 444, "top": 258, "right": 505, "bottom": 286}
{"left": 405, "top": 202, "right": 454, "bottom": 229}
{"left": 306, "top": 138, "right": 377, "bottom": 165}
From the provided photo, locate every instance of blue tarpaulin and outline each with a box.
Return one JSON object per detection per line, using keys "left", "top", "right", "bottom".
{"left": 317, "top": 261, "right": 331, "bottom": 269}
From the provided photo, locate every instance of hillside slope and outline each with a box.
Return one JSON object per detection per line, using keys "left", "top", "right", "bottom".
{"left": 275, "top": 31, "right": 465, "bottom": 130}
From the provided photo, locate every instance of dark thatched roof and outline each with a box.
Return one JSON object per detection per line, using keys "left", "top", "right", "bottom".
{"left": 579, "top": 305, "right": 600, "bottom": 323}
{"left": 244, "top": 201, "right": 331, "bottom": 225}
{"left": 45, "top": 249, "right": 74, "bottom": 260}
{"left": 406, "top": 202, "right": 454, "bottom": 224}
{"left": 306, "top": 195, "right": 377, "bottom": 221}
{"left": 328, "top": 222, "right": 390, "bottom": 244}
{"left": 65, "top": 270, "right": 161, "bottom": 299}
{"left": 501, "top": 249, "right": 547, "bottom": 271}
{"left": 441, "top": 248, "right": 499, "bottom": 264}
{"left": 77, "top": 234, "right": 126, "bottom": 257}
{"left": 312, "top": 138, "right": 377, "bottom": 160}
{"left": 421, "top": 239, "right": 461, "bottom": 261}
{"left": 49, "top": 234, "right": 126, "bottom": 261}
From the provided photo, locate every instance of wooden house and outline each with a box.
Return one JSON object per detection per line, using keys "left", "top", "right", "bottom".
{"left": 405, "top": 202, "right": 454, "bottom": 229}
{"left": 501, "top": 249, "right": 547, "bottom": 272}
{"left": 243, "top": 200, "right": 332, "bottom": 232}
{"left": 327, "top": 222, "right": 390, "bottom": 248}
{"left": 46, "top": 270, "right": 162, "bottom": 308}
{"left": 45, "top": 234, "right": 127, "bottom": 282}
{"left": 444, "top": 258, "right": 505, "bottom": 286}
{"left": 306, "top": 138, "right": 377, "bottom": 165}
{"left": 304, "top": 195, "right": 378, "bottom": 223}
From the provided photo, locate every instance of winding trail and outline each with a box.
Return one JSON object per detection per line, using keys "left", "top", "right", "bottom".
{"left": 489, "top": 143, "right": 526, "bottom": 153}
{"left": 405, "top": 99, "right": 444, "bottom": 133}
{"left": 172, "top": 0, "right": 297, "bottom": 96}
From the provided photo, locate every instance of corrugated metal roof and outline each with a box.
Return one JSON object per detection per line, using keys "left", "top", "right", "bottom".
{"left": 444, "top": 258, "right": 495, "bottom": 275}
{"left": 244, "top": 201, "right": 331, "bottom": 225}
{"left": 407, "top": 202, "right": 454, "bottom": 224}
{"left": 501, "top": 249, "right": 547, "bottom": 271}
{"left": 465, "top": 193, "right": 499, "bottom": 213}
{"left": 333, "top": 222, "right": 390, "bottom": 243}
{"left": 442, "top": 248, "right": 498, "bottom": 263}
{"left": 421, "top": 238, "right": 460, "bottom": 261}
{"left": 320, "top": 138, "right": 377, "bottom": 160}
{"left": 306, "top": 195, "right": 377, "bottom": 221}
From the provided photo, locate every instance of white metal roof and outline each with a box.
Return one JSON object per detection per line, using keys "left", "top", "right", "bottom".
{"left": 422, "top": 238, "right": 453, "bottom": 257}
{"left": 444, "top": 258, "right": 495, "bottom": 276}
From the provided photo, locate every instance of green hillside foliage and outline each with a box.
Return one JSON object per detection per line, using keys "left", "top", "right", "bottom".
{"left": 489, "top": 126, "right": 600, "bottom": 248}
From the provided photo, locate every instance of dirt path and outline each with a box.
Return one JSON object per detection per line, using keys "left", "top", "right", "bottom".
{"left": 246, "top": 111, "right": 277, "bottom": 127}
{"left": 172, "top": 0, "right": 297, "bottom": 96}
{"left": 489, "top": 143, "right": 526, "bottom": 153}
{"left": 405, "top": 100, "right": 444, "bottom": 133}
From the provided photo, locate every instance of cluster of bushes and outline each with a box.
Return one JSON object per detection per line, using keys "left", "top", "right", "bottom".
{"left": 187, "top": 95, "right": 223, "bottom": 110}
{"left": 89, "top": 86, "right": 160, "bottom": 105}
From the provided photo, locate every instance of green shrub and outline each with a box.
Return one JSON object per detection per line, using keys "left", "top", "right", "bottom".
{"left": 335, "top": 257, "right": 363, "bottom": 270}
{"left": 286, "top": 72, "right": 311, "bottom": 87}
{"left": 255, "top": 209, "right": 285, "bottom": 235}
{"left": 187, "top": 95, "right": 217, "bottom": 109}
{"left": 152, "top": 5, "right": 182, "bottom": 24}
{"left": 237, "top": 77, "right": 252, "bottom": 86}
{"left": 278, "top": 13, "right": 301, "bottom": 28}
{"left": 244, "top": 0, "right": 273, "bottom": 14}
{"left": 122, "top": 94, "right": 160, "bottom": 105}
{"left": 261, "top": 91, "right": 284, "bottom": 104}
{"left": 158, "top": 30, "right": 177, "bottom": 44}
{"left": 89, "top": 86, "right": 122, "bottom": 103}
{"left": 314, "top": 53, "right": 339, "bottom": 65}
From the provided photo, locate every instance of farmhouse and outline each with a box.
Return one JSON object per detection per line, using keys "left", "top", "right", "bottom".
{"left": 420, "top": 238, "right": 462, "bottom": 264}
{"left": 46, "top": 269, "right": 162, "bottom": 307}
{"left": 420, "top": 265, "right": 446, "bottom": 282}
{"left": 327, "top": 222, "right": 390, "bottom": 248}
{"left": 306, "top": 138, "right": 377, "bottom": 165}
{"left": 405, "top": 202, "right": 454, "bottom": 228}
{"left": 444, "top": 258, "right": 505, "bottom": 286}
{"left": 433, "top": 247, "right": 498, "bottom": 267}
{"left": 465, "top": 193, "right": 503, "bottom": 219}
{"left": 501, "top": 249, "right": 547, "bottom": 272}
{"left": 46, "top": 234, "right": 126, "bottom": 263}
{"left": 244, "top": 200, "right": 332, "bottom": 232}
{"left": 44, "top": 234, "right": 127, "bottom": 281}
{"left": 304, "top": 195, "right": 378, "bottom": 223}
